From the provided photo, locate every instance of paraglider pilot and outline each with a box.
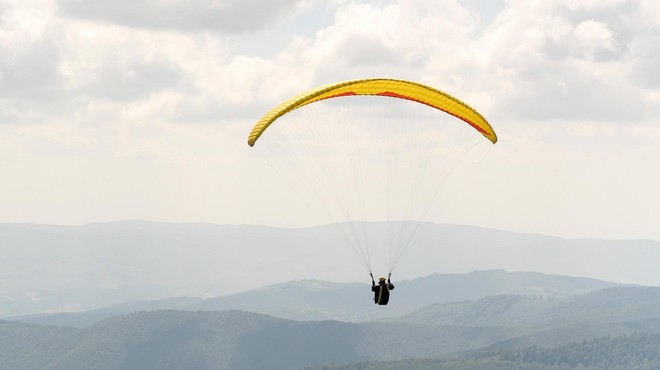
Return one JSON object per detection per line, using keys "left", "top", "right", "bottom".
{"left": 371, "top": 273, "right": 395, "bottom": 305}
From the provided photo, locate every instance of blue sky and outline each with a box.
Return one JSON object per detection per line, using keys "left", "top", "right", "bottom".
{"left": 1, "top": 0, "right": 659, "bottom": 240}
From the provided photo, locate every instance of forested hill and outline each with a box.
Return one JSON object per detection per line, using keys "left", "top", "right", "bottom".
{"left": 3, "top": 290, "right": 660, "bottom": 370}
{"left": 0, "top": 310, "right": 522, "bottom": 370}
{"left": 304, "top": 333, "right": 660, "bottom": 370}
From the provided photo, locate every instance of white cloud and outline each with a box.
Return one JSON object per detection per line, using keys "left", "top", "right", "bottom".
{"left": 475, "top": 0, "right": 658, "bottom": 123}
{"left": 6, "top": 0, "right": 654, "bottom": 126}
{"left": 56, "top": 0, "right": 307, "bottom": 32}
{"left": 574, "top": 20, "right": 616, "bottom": 57}
{"left": 0, "top": 1, "right": 61, "bottom": 101}
{"left": 238, "top": 0, "right": 659, "bottom": 125}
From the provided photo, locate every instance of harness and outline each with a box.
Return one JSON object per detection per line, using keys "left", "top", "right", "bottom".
{"left": 376, "top": 284, "right": 389, "bottom": 304}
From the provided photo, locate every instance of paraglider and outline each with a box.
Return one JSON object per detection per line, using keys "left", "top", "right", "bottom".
{"left": 247, "top": 78, "right": 497, "bottom": 304}
{"left": 371, "top": 273, "right": 395, "bottom": 305}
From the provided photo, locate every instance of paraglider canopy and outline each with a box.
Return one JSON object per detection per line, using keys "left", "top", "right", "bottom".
{"left": 247, "top": 78, "right": 497, "bottom": 147}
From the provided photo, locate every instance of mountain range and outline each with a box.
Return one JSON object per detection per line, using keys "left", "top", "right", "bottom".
{"left": 3, "top": 218, "right": 660, "bottom": 369}
{"left": 8, "top": 270, "right": 625, "bottom": 327}
{"left": 3, "top": 284, "right": 660, "bottom": 370}
{"left": 2, "top": 220, "right": 659, "bottom": 317}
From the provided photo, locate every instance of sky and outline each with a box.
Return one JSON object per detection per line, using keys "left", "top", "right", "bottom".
{"left": 1, "top": 0, "right": 659, "bottom": 241}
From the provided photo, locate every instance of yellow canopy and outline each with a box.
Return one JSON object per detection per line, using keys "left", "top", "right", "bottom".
{"left": 247, "top": 78, "right": 497, "bottom": 146}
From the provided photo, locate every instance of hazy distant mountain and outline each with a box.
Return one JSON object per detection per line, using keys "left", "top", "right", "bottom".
{"left": 383, "top": 286, "right": 660, "bottom": 351}
{"left": 189, "top": 270, "right": 623, "bottom": 322}
{"left": 4, "top": 287, "right": 660, "bottom": 370}
{"left": 8, "top": 297, "right": 204, "bottom": 328}
{"left": 387, "top": 286, "right": 660, "bottom": 328}
{"left": 1, "top": 220, "right": 659, "bottom": 317}
{"left": 9, "top": 270, "right": 625, "bottom": 327}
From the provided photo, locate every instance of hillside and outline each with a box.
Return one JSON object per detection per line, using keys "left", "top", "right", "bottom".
{"left": 387, "top": 286, "right": 660, "bottom": 328}
{"left": 10, "top": 270, "right": 625, "bottom": 327}
{"left": 188, "top": 270, "right": 623, "bottom": 322}
{"left": 0, "top": 321, "right": 83, "bottom": 370}
{"left": 303, "top": 333, "right": 660, "bottom": 370}
{"left": 0, "top": 310, "right": 522, "bottom": 370}
{"left": 5, "top": 285, "right": 660, "bottom": 370}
